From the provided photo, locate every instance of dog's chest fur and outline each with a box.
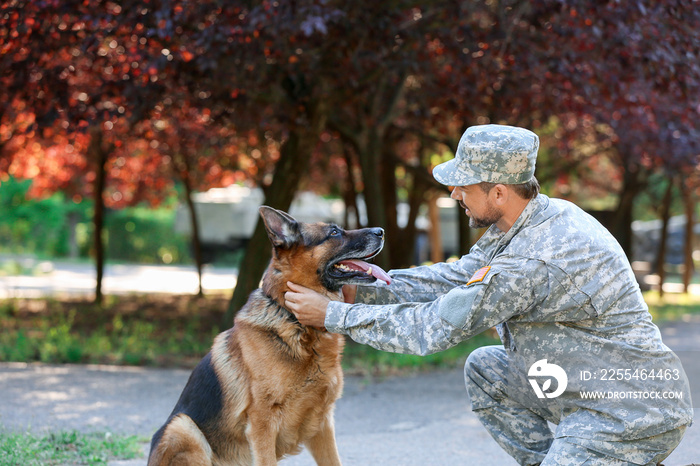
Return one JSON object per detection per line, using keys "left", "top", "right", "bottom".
{"left": 208, "top": 290, "right": 344, "bottom": 462}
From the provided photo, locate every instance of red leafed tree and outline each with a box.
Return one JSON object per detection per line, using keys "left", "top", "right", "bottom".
{"left": 3, "top": 0, "right": 336, "bottom": 311}
{"left": 4, "top": 0, "right": 698, "bottom": 311}
{"left": 147, "top": 1, "right": 342, "bottom": 320}
{"left": 136, "top": 98, "right": 246, "bottom": 296}
{"left": 529, "top": 0, "right": 700, "bottom": 255}
{"left": 130, "top": 0, "right": 699, "bottom": 314}
{"left": 1, "top": 0, "right": 174, "bottom": 303}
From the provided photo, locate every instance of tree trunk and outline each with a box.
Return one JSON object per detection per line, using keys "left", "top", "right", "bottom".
{"left": 67, "top": 211, "right": 80, "bottom": 259}
{"left": 398, "top": 173, "right": 425, "bottom": 268}
{"left": 224, "top": 132, "right": 307, "bottom": 324}
{"left": 328, "top": 74, "right": 406, "bottom": 270}
{"left": 184, "top": 184, "right": 204, "bottom": 298}
{"left": 458, "top": 205, "right": 471, "bottom": 257}
{"left": 88, "top": 125, "right": 109, "bottom": 306}
{"left": 177, "top": 154, "right": 204, "bottom": 297}
{"left": 380, "top": 145, "right": 401, "bottom": 267}
{"left": 342, "top": 146, "right": 361, "bottom": 228}
{"left": 355, "top": 132, "right": 391, "bottom": 272}
{"left": 612, "top": 168, "right": 645, "bottom": 259}
{"left": 427, "top": 194, "right": 443, "bottom": 263}
{"left": 182, "top": 173, "right": 204, "bottom": 297}
{"left": 225, "top": 101, "right": 327, "bottom": 325}
{"left": 680, "top": 179, "right": 695, "bottom": 293}
{"left": 655, "top": 178, "right": 674, "bottom": 298}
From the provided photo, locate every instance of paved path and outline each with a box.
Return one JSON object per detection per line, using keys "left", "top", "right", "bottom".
{"left": 2, "top": 317, "right": 700, "bottom": 465}
{"left": 0, "top": 363, "right": 516, "bottom": 465}
{"left": 0, "top": 259, "right": 238, "bottom": 298}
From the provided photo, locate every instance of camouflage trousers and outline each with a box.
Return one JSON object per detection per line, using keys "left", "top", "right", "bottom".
{"left": 464, "top": 345, "right": 687, "bottom": 466}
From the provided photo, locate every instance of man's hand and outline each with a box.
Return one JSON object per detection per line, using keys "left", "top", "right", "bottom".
{"left": 284, "top": 282, "right": 332, "bottom": 328}
{"left": 342, "top": 284, "right": 357, "bottom": 304}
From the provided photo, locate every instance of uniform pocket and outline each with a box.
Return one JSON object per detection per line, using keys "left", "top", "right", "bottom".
{"left": 438, "top": 268, "right": 500, "bottom": 329}
{"left": 541, "top": 265, "right": 597, "bottom": 321}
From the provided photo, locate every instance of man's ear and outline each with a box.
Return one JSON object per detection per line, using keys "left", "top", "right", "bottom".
{"left": 259, "top": 206, "right": 301, "bottom": 249}
{"left": 491, "top": 184, "right": 509, "bottom": 206}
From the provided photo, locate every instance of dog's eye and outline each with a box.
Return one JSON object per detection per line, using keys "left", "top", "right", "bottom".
{"left": 329, "top": 228, "right": 341, "bottom": 237}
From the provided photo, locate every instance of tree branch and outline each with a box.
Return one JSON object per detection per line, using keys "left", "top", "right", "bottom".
{"left": 377, "top": 72, "right": 408, "bottom": 133}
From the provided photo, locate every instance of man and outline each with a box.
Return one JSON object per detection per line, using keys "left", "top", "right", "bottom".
{"left": 284, "top": 124, "right": 693, "bottom": 465}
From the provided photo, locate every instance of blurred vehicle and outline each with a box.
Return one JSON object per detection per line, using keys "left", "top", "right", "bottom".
{"left": 175, "top": 186, "right": 346, "bottom": 263}
{"left": 631, "top": 215, "right": 700, "bottom": 266}
{"left": 174, "top": 185, "right": 466, "bottom": 264}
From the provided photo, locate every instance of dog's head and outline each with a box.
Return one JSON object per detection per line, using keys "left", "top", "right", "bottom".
{"left": 259, "top": 206, "right": 391, "bottom": 295}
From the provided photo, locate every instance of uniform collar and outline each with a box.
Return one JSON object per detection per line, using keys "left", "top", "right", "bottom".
{"left": 479, "top": 194, "right": 549, "bottom": 253}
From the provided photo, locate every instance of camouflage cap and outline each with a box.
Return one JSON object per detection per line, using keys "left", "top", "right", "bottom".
{"left": 432, "top": 124, "right": 539, "bottom": 186}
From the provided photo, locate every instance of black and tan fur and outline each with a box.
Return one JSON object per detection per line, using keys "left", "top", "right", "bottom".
{"left": 148, "top": 206, "right": 386, "bottom": 466}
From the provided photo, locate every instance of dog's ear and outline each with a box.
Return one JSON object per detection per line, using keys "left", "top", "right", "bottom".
{"left": 259, "top": 206, "right": 301, "bottom": 249}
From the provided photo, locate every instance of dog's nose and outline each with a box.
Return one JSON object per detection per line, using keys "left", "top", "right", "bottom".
{"left": 371, "top": 228, "right": 384, "bottom": 239}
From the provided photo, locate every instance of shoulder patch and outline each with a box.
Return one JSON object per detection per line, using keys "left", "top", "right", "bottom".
{"left": 467, "top": 266, "right": 491, "bottom": 285}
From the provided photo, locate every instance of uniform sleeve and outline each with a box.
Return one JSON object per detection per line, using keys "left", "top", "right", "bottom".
{"left": 356, "top": 248, "right": 489, "bottom": 305}
{"left": 326, "top": 257, "right": 549, "bottom": 355}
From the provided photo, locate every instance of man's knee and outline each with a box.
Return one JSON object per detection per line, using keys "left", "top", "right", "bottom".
{"left": 464, "top": 345, "right": 505, "bottom": 381}
{"left": 464, "top": 346, "right": 506, "bottom": 384}
{"left": 464, "top": 345, "right": 509, "bottom": 408}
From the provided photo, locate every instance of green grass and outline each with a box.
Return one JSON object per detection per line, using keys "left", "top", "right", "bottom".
{"left": 0, "top": 431, "right": 145, "bottom": 465}
{"left": 1, "top": 292, "right": 699, "bottom": 375}
{"left": 0, "top": 296, "right": 224, "bottom": 368}
{"left": 343, "top": 331, "right": 499, "bottom": 377}
{"left": 644, "top": 291, "right": 700, "bottom": 322}
{"left": 0, "top": 312, "right": 218, "bottom": 367}
{"left": 0, "top": 295, "right": 501, "bottom": 375}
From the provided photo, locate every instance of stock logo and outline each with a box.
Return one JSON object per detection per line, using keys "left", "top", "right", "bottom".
{"left": 528, "top": 359, "right": 568, "bottom": 399}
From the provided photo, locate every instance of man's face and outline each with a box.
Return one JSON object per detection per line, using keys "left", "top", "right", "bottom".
{"left": 450, "top": 184, "right": 503, "bottom": 229}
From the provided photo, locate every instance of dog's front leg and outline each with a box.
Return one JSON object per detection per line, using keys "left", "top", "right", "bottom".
{"left": 305, "top": 415, "right": 342, "bottom": 466}
{"left": 246, "top": 409, "right": 278, "bottom": 466}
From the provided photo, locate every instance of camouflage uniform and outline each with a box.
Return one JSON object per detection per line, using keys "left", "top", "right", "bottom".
{"left": 325, "top": 125, "right": 693, "bottom": 465}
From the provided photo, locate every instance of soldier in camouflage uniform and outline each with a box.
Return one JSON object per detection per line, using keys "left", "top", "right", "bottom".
{"left": 285, "top": 124, "right": 693, "bottom": 465}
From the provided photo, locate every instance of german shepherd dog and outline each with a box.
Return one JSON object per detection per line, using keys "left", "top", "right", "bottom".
{"left": 148, "top": 206, "right": 390, "bottom": 466}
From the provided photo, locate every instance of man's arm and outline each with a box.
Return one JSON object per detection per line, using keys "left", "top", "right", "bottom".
{"left": 357, "top": 249, "right": 489, "bottom": 305}
{"left": 284, "top": 248, "right": 490, "bottom": 330}
{"left": 286, "top": 258, "right": 549, "bottom": 355}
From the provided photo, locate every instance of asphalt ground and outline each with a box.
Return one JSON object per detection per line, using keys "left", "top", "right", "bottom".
{"left": 0, "top": 261, "right": 699, "bottom": 465}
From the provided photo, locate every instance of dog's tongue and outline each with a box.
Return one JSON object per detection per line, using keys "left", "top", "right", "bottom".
{"left": 339, "top": 259, "right": 392, "bottom": 285}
